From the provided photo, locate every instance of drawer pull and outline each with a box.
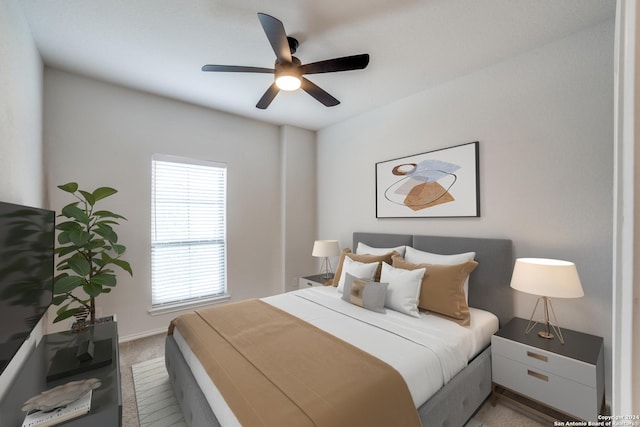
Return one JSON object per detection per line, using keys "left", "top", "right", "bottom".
{"left": 527, "top": 370, "right": 548, "bottom": 382}
{"left": 527, "top": 351, "right": 548, "bottom": 362}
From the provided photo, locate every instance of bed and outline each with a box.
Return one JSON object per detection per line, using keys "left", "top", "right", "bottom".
{"left": 165, "top": 232, "right": 514, "bottom": 427}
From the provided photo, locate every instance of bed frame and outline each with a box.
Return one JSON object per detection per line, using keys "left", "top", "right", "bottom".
{"left": 165, "top": 232, "right": 513, "bottom": 427}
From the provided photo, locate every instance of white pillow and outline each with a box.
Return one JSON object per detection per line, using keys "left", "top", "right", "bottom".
{"left": 336, "top": 257, "right": 379, "bottom": 293}
{"left": 404, "top": 247, "right": 476, "bottom": 302}
{"left": 380, "top": 262, "right": 425, "bottom": 318}
{"left": 356, "top": 242, "right": 407, "bottom": 257}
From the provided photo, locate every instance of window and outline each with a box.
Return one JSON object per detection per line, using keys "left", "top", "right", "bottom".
{"left": 151, "top": 154, "right": 227, "bottom": 310}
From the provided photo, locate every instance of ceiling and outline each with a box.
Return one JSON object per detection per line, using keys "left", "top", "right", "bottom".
{"left": 19, "top": 0, "right": 615, "bottom": 131}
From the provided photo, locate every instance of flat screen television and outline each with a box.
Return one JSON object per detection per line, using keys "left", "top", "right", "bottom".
{"left": 0, "top": 201, "right": 54, "bottom": 376}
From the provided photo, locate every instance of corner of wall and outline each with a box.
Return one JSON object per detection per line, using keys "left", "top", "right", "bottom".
{"left": 280, "top": 125, "right": 317, "bottom": 292}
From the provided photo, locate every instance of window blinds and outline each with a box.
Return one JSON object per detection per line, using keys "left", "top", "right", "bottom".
{"left": 151, "top": 155, "right": 227, "bottom": 307}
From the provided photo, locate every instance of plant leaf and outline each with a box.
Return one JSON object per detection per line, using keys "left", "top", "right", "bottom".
{"left": 61, "top": 204, "right": 90, "bottom": 224}
{"left": 93, "top": 187, "right": 118, "bottom": 201}
{"left": 57, "top": 231, "right": 71, "bottom": 245}
{"left": 93, "top": 210, "right": 127, "bottom": 220}
{"left": 58, "top": 182, "right": 79, "bottom": 193}
{"left": 55, "top": 246, "right": 78, "bottom": 258}
{"left": 95, "top": 222, "right": 113, "bottom": 233}
{"left": 54, "top": 275, "right": 84, "bottom": 294}
{"left": 111, "top": 244, "right": 126, "bottom": 255}
{"left": 69, "top": 230, "right": 91, "bottom": 248}
{"left": 112, "top": 259, "right": 133, "bottom": 276}
{"left": 83, "top": 282, "right": 102, "bottom": 297}
{"left": 56, "top": 303, "right": 70, "bottom": 315}
{"left": 56, "top": 221, "right": 82, "bottom": 232}
{"left": 68, "top": 255, "right": 90, "bottom": 276}
{"left": 51, "top": 295, "right": 68, "bottom": 306}
{"left": 92, "top": 273, "right": 117, "bottom": 287}
{"left": 53, "top": 307, "right": 86, "bottom": 323}
{"left": 94, "top": 225, "right": 118, "bottom": 243}
{"left": 55, "top": 259, "right": 70, "bottom": 270}
{"left": 95, "top": 219, "right": 119, "bottom": 226}
{"left": 79, "top": 190, "right": 96, "bottom": 206}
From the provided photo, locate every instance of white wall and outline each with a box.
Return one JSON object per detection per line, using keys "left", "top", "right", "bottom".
{"left": 0, "top": 0, "right": 44, "bottom": 205}
{"left": 318, "top": 20, "right": 614, "bottom": 397}
{"left": 281, "top": 125, "right": 317, "bottom": 292}
{"left": 0, "top": 0, "right": 45, "bottom": 399}
{"left": 42, "top": 69, "right": 315, "bottom": 339}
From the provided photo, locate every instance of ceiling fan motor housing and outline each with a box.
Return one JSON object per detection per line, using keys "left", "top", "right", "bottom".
{"left": 275, "top": 57, "right": 302, "bottom": 90}
{"left": 287, "top": 36, "right": 299, "bottom": 54}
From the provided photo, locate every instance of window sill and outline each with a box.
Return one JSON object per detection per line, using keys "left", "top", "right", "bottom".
{"left": 149, "top": 293, "right": 231, "bottom": 316}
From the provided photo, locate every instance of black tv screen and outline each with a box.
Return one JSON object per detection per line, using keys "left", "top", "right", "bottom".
{"left": 0, "top": 202, "right": 54, "bottom": 375}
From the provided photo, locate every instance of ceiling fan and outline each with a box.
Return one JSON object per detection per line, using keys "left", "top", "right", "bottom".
{"left": 201, "top": 13, "right": 370, "bottom": 109}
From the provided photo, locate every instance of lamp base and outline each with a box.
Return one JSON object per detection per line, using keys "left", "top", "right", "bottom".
{"left": 525, "top": 296, "right": 565, "bottom": 344}
{"left": 538, "top": 331, "right": 554, "bottom": 340}
{"left": 318, "top": 257, "right": 334, "bottom": 281}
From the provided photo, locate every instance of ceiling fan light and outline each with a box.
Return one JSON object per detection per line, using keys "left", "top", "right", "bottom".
{"left": 275, "top": 74, "right": 301, "bottom": 91}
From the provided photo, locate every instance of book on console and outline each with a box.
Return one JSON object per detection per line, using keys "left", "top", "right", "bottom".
{"left": 21, "top": 389, "right": 92, "bottom": 427}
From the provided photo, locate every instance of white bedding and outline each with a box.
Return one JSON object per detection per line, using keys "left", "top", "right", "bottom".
{"left": 172, "top": 286, "right": 499, "bottom": 427}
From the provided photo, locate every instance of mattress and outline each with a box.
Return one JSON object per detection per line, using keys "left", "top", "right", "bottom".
{"left": 172, "top": 286, "right": 499, "bottom": 427}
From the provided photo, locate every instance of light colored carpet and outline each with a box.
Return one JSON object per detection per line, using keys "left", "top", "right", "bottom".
{"left": 132, "top": 357, "right": 186, "bottom": 427}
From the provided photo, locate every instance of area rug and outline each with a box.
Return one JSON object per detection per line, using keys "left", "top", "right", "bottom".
{"left": 132, "top": 357, "right": 187, "bottom": 427}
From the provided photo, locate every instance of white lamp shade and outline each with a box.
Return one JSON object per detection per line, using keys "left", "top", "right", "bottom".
{"left": 510, "top": 258, "right": 584, "bottom": 298}
{"left": 312, "top": 240, "right": 340, "bottom": 257}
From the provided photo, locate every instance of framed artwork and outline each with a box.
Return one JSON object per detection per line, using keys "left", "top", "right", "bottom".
{"left": 375, "top": 141, "right": 479, "bottom": 218}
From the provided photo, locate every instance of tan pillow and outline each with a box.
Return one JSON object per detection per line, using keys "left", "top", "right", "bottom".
{"left": 332, "top": 248, "right": 396, "bottom": 286}
{"left": 332, "top": 248, "right": 353, "bottom": 286}
{"left": 392, "top": 255, "right": 478, "bottom": 326}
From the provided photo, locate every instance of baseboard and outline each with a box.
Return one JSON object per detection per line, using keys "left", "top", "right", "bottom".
{"left": 118, "top": 327, "right": 167, "bottom": 343}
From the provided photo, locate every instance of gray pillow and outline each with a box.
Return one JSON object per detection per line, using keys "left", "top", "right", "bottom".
{"left": 341, "top": 273, "right": 388, "bottom": 314}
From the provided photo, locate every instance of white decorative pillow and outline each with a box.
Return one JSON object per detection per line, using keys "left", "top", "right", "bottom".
{"left": 356, "top": 242, "right": 407, "bottom": 257}
{"left": 336, "top": 256, "right": 379, "bottom": 293}
{"left": 379, "top": 262, "right": 425, "bottom": 318}
{"left": 404, "top": 247, "right": 476, "bottom": 302}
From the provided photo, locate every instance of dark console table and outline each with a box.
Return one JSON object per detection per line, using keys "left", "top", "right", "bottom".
{"left": 0, "top": 321, "right": 122, "bottom": 426}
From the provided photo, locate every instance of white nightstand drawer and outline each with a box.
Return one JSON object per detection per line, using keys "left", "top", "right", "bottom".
{"left": 298, "top": 274, "right": 333, "bottom": 289}
{"left": 492, "top": 353, "right": 597, "bottom": 421}
{"left": 492, "top": 335, "right": 596, "bottom": 387}
{"left": 299, "top": 278, "right": 318, "bottom": 289}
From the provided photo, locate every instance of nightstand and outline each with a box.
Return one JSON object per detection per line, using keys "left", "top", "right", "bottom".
{"left": 491, "top": 317, "right": 604, "bottom": 422}
{"left": 298, "top": 273, "right": 334, "bottom": 289}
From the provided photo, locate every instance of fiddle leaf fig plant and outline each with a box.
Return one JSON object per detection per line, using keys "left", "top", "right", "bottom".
{"left": 52, "top": 182, "right": 132, "bottom": 326}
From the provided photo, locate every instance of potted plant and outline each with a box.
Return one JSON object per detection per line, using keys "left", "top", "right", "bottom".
{"left": 52, "top": 182, "right": 132, "bottom": 328}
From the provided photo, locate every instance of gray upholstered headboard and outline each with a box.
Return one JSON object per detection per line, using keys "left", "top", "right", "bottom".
{"left": 353, "top": 232, "right": 514, "bottom": 326}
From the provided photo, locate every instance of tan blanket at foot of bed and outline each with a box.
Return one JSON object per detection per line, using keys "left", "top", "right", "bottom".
{"left": 169, "top": 299, "right": 421, "bottom": 427}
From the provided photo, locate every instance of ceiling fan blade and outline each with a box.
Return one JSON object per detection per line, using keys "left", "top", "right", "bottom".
{"left": 257, "top": 13, "right": 292, "bottom": 63}
{"left": 300, "top": 54, "right": 370, "bottom": 75}
{"left": 202, "top": 65, "right": 274, "bottom": 73}
{"left": 301, "top": 78, "right": 340, "bottom": 107}
{"left": 256, "top": 83, "right": 280, "bottom": 109}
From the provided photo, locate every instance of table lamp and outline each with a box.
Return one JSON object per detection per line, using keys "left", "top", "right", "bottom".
{"left": 510, "top": 258, "right": 584, "bottom": 344}
{"left": 312, "top": 240, "right": 340, "bottom": 280}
